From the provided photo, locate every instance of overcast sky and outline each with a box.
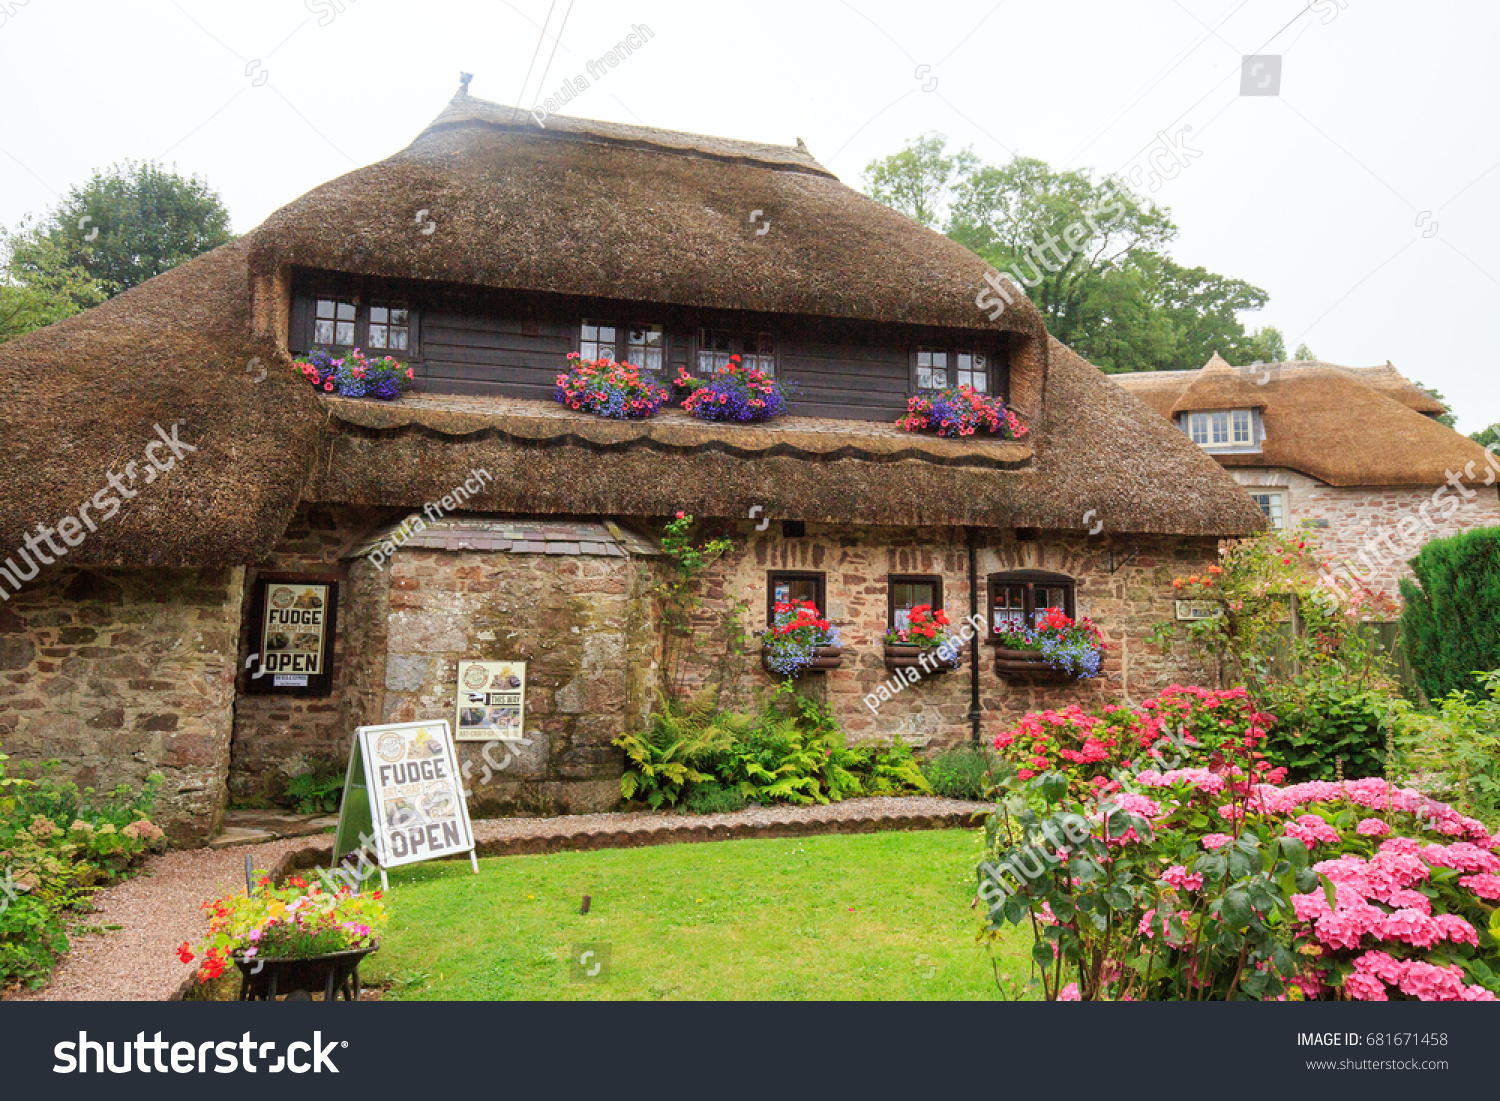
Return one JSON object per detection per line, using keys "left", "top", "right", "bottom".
{"left": 2, "top": 0, "right": 1495, "bottom": 430}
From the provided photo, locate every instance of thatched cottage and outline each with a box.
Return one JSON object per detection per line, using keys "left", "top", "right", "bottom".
{"left": 0, "top": 87, "right": 1263, "bottom": 842}
{"left": 1114, "top": 355, "right": 1500, "bottom": 603}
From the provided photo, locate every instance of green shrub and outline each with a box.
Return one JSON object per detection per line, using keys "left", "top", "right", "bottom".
{"left": 681, "top": 782, "right": 749, "bottom": 816}
{"left": 1394, "top": 669, "right": 1500, "bottom": 824}
{"left": 920, "top": 744, "right": 1001, "bottom": 800}
{"left": 0, "top": 896, "right": 70, "bottom": 992}
{"left": 283, "top": 758, "right": 347, "bottom": 815}
{"left": 1261, "top": 680, "right": 1389, "bottom": 782}
{"left": 1400, "top": 525, "right": 1500, "bottom": 699}
{"left": 0, "top": 747, "right": 166, "bottom": 991}
{"left": 614, "top": 691, "right": 740, "bottom": 809}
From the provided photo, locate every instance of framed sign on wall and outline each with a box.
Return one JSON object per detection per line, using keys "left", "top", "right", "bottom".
{"left": 455, "top": 660, "right": 527, "bottom": 741}
{"left": 245, "top": 574, "right": 339, "bottom": 696}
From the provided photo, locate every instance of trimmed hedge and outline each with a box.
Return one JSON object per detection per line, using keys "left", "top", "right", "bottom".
{"left": 1399, "top": 525, "right": 1500, "bottom": 699}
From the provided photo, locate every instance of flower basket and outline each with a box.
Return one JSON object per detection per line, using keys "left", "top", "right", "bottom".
{"left": 555, "top": 353, "right": 670, "bottom": 418}
{"left": 992, "top": 647, "right": 1080, "bottom": 683}
{"left": 883, "top": 642, "right": 961, "bottom": 674}
{"left": 761, "top": 643, "right": 842, "bottom": 676}
{"left": 896, "top": 384, "right": 1027, "bottom": 439}
{"left": 760, "top": 600, "right": 842, "bottom": 677}
{"left": 233, "top": 944, "right": 378, "bottom": 1001}
{"left": 681, "top": 355, "right": 792, "bottom": 422}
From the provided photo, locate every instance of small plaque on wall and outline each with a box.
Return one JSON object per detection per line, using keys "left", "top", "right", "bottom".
{"left": 1175, "top": 600, "right": 1221, "bottom": 621}
{"left": 245, "top": 574, "right": 339, "bottom": 697}
{"left": 455, "top": 661, "right": 527, "bottom": 741}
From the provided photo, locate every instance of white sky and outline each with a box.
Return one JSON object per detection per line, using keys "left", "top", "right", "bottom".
{"left": 1, "top": 0, "right": 1495, "bottom": 430}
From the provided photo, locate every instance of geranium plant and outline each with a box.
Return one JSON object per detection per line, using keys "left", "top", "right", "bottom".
{"left": 554, "top": 353, "right": 671, "bottom": 419}
{"left": 681, "top": 356, "right": 791, "bottom": 423}
{"left": 178, "top": 874, "right": 386, "bottom": 984}
{"left": 896, "top": 384, "right": 1027, "bottom": 439}
{"left": 994, "top": 607, "right": 1104, "bottom": 679}
{"left": 761, "top": 600, "right": 841, "bottom": 677}
{"left": 884, "top": 604, "right": 961, "bottom": 668}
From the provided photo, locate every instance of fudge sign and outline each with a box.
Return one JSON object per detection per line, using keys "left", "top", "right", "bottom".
{"left": 353, "top": 720, "right": 476, "bottom": 869}
{"left": 258, "top": 581, "right": 332, "bottom": 687}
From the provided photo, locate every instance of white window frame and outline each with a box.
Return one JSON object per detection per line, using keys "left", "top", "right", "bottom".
{"left": 1184, "top": 409, "right": 1259, "bottom": 452}
{"left": 1248, "top": 489, "right": 1287, "bottom": 529}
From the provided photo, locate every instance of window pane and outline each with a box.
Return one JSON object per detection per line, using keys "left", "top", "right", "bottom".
{"left": 389, "top": 328, "right": 408, "bottom": 351}
{"left": 370, "top": 306, "right": 388, "bottom": 325}
{"left": 314, "top": 319, "right": 335, "bottom": 344}
{"left": 1232, "top": 409, "right": 1252, "bottom": 444}
{"left": 337, "top": 302, "right": 357, "bottom": 322}
{"left": 390, "top": 309, "right": 408, "bottom": 326}
{"left": 1251, "top": 492, "right": 1285, "bottom": 529}
{"left": 891, "top": 580, "right": 938, "bottom": 628}
{"left": 1190, "top": 414, "right": 1209, "bottom": 444}
{"left": 772, "top": 576, "right": 821, "bottom": 616}
{"left": 368, "top": 324, "right": 389, "bottom": 349}
{"left": 1036, "top": 587, "right": 1067, "bottom": 612}
{"left": 1211, "top": 412, "right": 1230, "bottom": 444}
{"left": 992, "top": 584, "right": 1027, "bottom": 631}
{"left": 956, "top": 352, "right": 987, "bottom": 391}
{"left": 316, "top": 299, "right": 336, "bottom": 319}
{"left": 335, "top": 320, "right": 356, "bottom": 345}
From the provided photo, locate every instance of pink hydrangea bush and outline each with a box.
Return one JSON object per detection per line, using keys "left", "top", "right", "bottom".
{"left": 979, "top": 690, "right": 1500, "bottom": 1001}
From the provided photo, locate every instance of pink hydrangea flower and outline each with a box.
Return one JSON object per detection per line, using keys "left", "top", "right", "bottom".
{"left": 1160, "top": 864, "right": 1205, "bottom": 892}
{"left": 1285, "top": 814, "right": 1341, "bottom": 846}
{"left": 1343, "top": 972, "right": 1388, "bottom": 1001}
{"left": 1201, "top": 833, "right": 1234, "bottom": 850}
{"left": 1355, "top": 818, "right": 1391, "bottom": 837}
{"left": 1379, "top": 908, "right": 1442, "bottom": 948}
{"left": 1058, "top": 982, "right": 1081, "bottom": 1001}
{"left": 1458, "top": 873, "right": 1500, "bottom": 900}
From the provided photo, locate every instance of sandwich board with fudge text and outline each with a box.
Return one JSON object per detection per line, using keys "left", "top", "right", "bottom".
{"left": 333, "top": 720, "right": 478, "bottom": 888}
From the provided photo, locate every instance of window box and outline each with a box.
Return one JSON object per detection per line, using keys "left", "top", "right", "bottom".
{"left": 883, "top": 641, "right": 960, "bottom": 674}
{"left": 761, "top": 642, "right": 843, "bottom": 676}
{"left": 992, "top": 647, "right": 1084, "bottom": 683}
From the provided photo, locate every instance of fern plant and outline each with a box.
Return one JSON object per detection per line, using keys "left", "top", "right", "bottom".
{"left": 614, "top": 689, "right": 739, "bottom": 808}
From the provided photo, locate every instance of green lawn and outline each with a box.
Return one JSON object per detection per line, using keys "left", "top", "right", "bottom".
{"left": 362, "top": 828, "right": 1031, "bottom": 1000}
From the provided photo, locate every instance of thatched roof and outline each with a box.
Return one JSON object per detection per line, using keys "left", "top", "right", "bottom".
{"left": 0, "top": 91, "right": 1265, "bottom": 568}
{"left": 245, "top": 88, "right": 1049, "bottom": 342}
{"left": 1114, "top": 357, "right": 1489, "bottom": 487}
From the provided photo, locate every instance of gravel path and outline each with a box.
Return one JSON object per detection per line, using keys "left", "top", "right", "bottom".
{"left": 10, "top": 796, "right": 989, "bottom": 1002}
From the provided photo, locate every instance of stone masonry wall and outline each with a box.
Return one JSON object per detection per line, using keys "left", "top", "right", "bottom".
{"left": 0, "top": 566, "right": 245, "bottom": 845}
{"left": 378, "top": 546, "right": 660, "bottom": 816}
{"left": 679, "top": 523, "right": 1222, "bottom": 747}
{"left": 1229, "top": 469, "right": 1500, "bottom": 604}
{"left": 229, "top": 504, "right": 403, "bottom": 803}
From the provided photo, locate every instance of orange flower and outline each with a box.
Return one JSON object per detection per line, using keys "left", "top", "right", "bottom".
{"left": 1208, "top": 565, "right": 1223, "bottom": 575}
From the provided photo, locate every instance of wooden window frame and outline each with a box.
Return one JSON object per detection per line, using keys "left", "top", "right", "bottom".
{"left": 911, "top": 345, "right": 995, "bottom": 394}
{"left": 696, "top": 329, "right": 776, "bottom": 376}
{"left": 1248, "top": 489, "right": 1287, "bottom": 530}
{"left": 985, "top": 570, "right": 1076, "bottom": 641}
{"left": 304, "top": 291, "right": 419, "bottom": 359}
{"left": 767, "top": 570, "right": 827, "bottom": 626}
{"left": 888, "top": 574, "right": 944, "bottom": 630}
{"left": 365, "top": 301, "right": 412, "bottom": 354}
{"left": 580, "top": 319, "right": 666, "bottom": 370}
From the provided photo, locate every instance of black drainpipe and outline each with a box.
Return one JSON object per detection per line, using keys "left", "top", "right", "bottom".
{"left": 967, "top": 525, "right": 981, "bottom": 745}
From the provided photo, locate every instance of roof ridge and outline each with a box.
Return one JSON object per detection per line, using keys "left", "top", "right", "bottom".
{"left": 416, "top": 88, "right": 836, "bottom": 177}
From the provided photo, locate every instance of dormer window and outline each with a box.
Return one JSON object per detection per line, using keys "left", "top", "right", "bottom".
{"left": 314, "top": 297, "right": 358, "bottom": 347}
{"left": 1184, "top": 409, "right": 1258, "bottom": 451}
{"left": 307, "top": 295, "right": 415, "bottom": 356}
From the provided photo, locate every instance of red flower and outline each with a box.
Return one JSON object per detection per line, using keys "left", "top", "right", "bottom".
{"left": 176, "top": 942, "right": 195, "bottom": 964}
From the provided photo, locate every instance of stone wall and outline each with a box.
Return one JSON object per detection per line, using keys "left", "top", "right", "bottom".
{"left": 0, "top": 566, "right": 244, "bottom": 844}
{"left": 1229, "top": 469, "right": 1500, "bottom": 603}
{"left": 678, "top": 523, "right": 1222, "bottom": 746}
{"left": 378, "top": 546, "right": 660, "bottom": 815}
{"left": 229, "top": 504, "right": 402, "bottom": 803}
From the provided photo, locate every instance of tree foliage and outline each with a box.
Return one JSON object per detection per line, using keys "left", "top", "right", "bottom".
{"left": 1399, "top": 526, "right": 1500, "bottom": 700}
{"left": 2, "top": 160, "right": 232, "bottom": 343}
{"left": 861, "top": 135, "right": 1276, "bottom": 372}
{"left": 1412, "top": 380, "right": 1458, "bottom": 429}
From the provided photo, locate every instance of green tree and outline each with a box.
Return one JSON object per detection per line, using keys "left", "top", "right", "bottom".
{"left": 860, "top": 133, "right": 976, "bottom": 229}
{"left": 860, "top": 136, "right": 1274, "bottom": 372}
{"left": 1400, "top": 526, "right": 1500, "bottom": 699}
{"left": 1470, "top": 423, "right": 1500, "bottom": 446}
{"left": 8, "top": 160, "right": 232, "bottom": 300}
{"left": 0, "top": 227, "right": 105, "bottom": 343}
{"left": 1413, "top": 381, "right": 1457, "bottom": 429}
{"left": 1293, "top": 342, "right": 1316, "bottom": 361}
